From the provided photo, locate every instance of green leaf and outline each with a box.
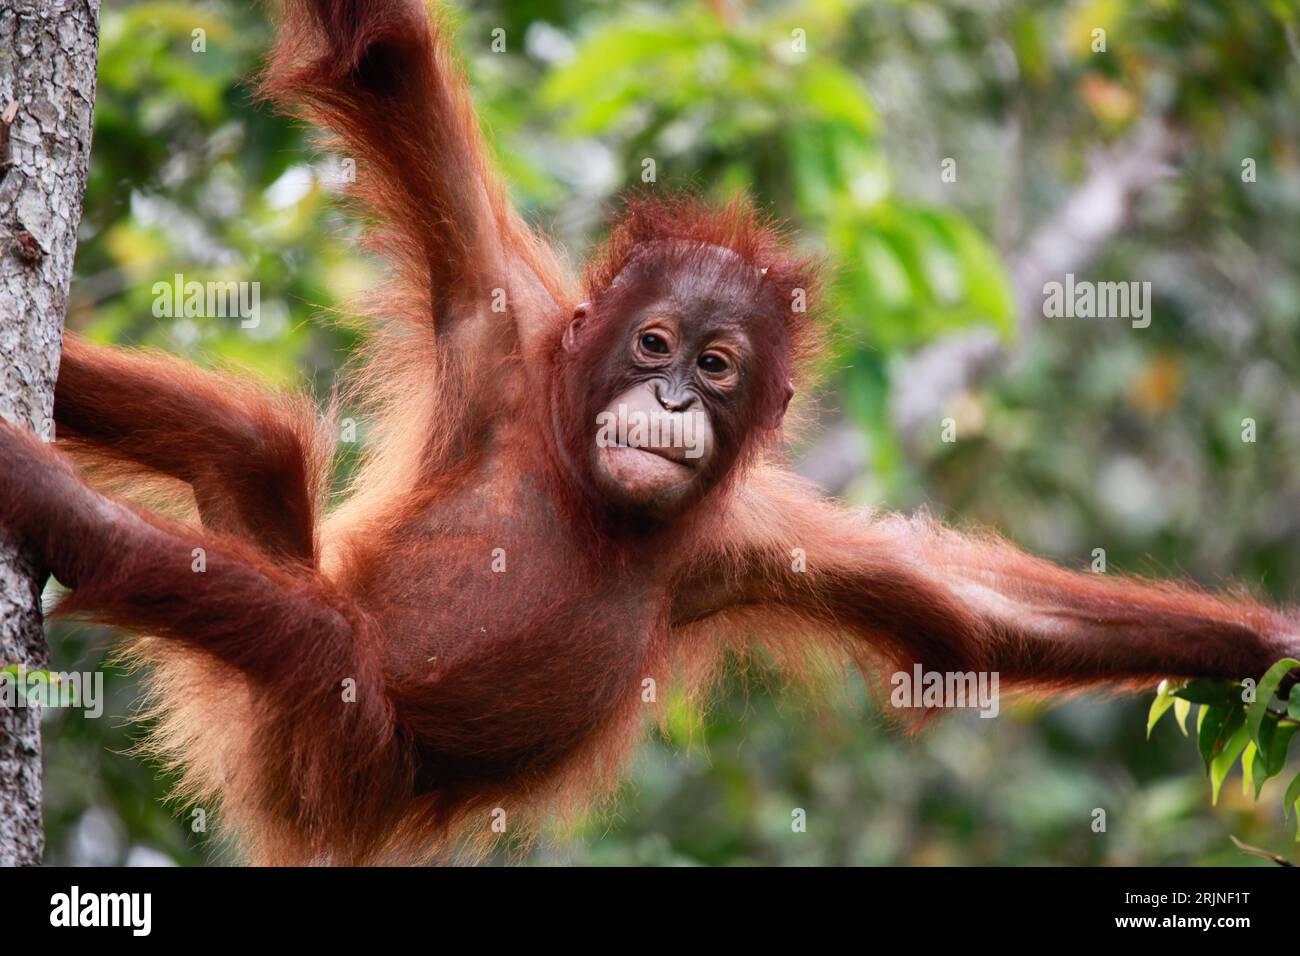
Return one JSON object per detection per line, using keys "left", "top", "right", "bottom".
{"left": 1254, "top": 719, "right": 1279, "bottom": 797}
{"left": 796, "top": 63, "right": 876, "bottom": 133}
{"left": 1173, "top": 679, "right": 1239, "bottom": 706}
{"left": 1285, "top": 771, "right": 1300, "bottom": 819}
{"left": 1242, "top": 741, "right": 1257, "bottom": 798}
{"left": 1263, "top": 724, "right": 1298, "bottom": 781}
{"left": 925, "top": 213, "right": 1016, "bottom": 338}
{"left": 1174, "top": 698, "right": 1191, "bottom": 735}
{"left": 1210, "top": 724, "right": 1250, "bottom": 805}
{"left": 1290, "top": 687, "right": 1300, "bottom": 722}
{"left": 1147, "top": 680, "right": 1177, "bottom": 738}
{"left": 541, "top": 20, "right": 699, "bottom": 132}
{"left": 1247, "top": 657, "right": 1300, "bottom": 749}
{"left": 1286, "top": 772, "right": 1300, "bottom": 840}
{"left": 1251, "top": 720, "right": 1298, "bottom": 797}
{"left": 1197, "top": 704, "right": 1232, "bottom": 770}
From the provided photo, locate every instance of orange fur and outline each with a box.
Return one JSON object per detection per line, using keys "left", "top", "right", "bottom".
{"left": 0, "top": 0, "right": 1296, "bottom": 865}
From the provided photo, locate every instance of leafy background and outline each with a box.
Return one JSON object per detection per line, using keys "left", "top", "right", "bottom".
{"left": 39, "top": 0, "right": 1300, "bottom": 865}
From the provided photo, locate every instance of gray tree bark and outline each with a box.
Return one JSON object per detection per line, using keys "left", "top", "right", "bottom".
{"left": 0, "top": 0, "right": 100, "bottom": 866}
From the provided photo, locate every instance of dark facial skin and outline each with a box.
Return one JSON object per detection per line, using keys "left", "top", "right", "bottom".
{"left": 560, "top": 242, "right": 794, "bottom": 519}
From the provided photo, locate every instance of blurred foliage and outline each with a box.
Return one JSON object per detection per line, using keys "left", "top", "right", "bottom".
{"left": 40, "top": 0, "right": 1300, "bottom": 864}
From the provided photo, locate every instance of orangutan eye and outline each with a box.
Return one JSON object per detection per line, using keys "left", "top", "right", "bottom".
{"left": 640, "top": 333, "right": 670, "bottom": 355}
{"left": 698, "top": 352, "right": 728, "bottom": 374}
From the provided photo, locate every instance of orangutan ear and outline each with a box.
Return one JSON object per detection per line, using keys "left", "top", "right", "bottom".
{"left": 562, "top": 303, "right": 590, "bottom": 353}
{"left": 769, "top": 380, "right": 795, "bottom": 428}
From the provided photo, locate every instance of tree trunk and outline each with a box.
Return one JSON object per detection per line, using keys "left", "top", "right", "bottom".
{"left": 0, "top": 0, "right": 100, "bottom": 867}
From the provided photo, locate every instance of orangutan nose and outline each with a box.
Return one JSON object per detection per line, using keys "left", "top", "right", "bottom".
{"left": 655, "top": 384, "right": 695, "bottom": 412}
